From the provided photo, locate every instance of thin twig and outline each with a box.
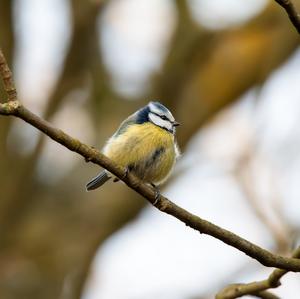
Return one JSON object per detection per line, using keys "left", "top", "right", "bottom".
{"left": 0, "top": 49, "right": 17, "bottom": 102}
{"left": 1, "top": 50, "right": 300, "bottom": 273}
{"left": 216, "top": 246, "right": 300, "bottom": 298}
{"left": 274, "top": 0, "right": 300, "bottom": 34}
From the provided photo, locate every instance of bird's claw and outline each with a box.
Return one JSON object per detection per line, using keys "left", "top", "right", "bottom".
{"left": 113, "top": 167, "right": 130, "bottom": 182}
{"left": 151, "top": 183, "right": 160, "bottom": 206}
{"left": 85, "top": 156, "right": 92, "bottom": 162}
{"left": 122, "top": 167, "right": 129, "bottom": 180}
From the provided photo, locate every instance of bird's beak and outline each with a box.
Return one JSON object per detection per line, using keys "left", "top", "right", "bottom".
{"left": 173, "top": 121, "right": 180, "bottom": 127}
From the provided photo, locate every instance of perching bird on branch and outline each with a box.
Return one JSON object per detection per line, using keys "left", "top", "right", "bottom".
{"left": 86, "top": 101, "right": 180, "bottom": 194}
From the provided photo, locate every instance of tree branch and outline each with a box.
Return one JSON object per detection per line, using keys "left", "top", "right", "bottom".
{"left": 274, "top": 0, "right": 300, "bottom": 34}
{"left": 1, "top": 49, "right": 300, "bottom": 274}
{"left": 216, "top": 246, "right": 300, "bottom": 298}
{"left": 0, "top": 49, "right": 17, "bottom": 102}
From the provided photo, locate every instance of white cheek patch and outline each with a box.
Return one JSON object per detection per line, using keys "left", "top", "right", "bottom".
{"left": 149, "top": 113, "right": 172, "bottom": 131}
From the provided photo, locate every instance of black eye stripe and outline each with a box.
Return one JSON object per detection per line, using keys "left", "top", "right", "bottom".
{"left": 151, "top": 112, "right": 169, "bottom": 121}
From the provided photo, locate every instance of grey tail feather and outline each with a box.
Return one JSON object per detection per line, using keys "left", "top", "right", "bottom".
{"left": 86, "top": 171, "right": 111, "bottom": 191}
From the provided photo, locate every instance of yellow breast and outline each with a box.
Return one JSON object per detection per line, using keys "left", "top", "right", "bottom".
{"left": 103, "top": 122, "right": 176, "bottom": 184}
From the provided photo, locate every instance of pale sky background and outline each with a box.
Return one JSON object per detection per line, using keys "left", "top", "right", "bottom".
{"left": 9, "top": 0, "right": 300, "bottom": 298}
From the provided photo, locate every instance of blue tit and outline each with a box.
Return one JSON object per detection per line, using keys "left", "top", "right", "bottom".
{"left": 86, "top": 101, "right": 180, "bottom": 191}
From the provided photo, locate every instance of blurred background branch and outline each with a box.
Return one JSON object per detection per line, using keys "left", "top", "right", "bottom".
{"left": 233, "top": 142, "right": 291, "bottom": 253}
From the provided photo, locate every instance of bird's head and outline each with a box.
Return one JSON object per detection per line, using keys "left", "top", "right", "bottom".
{"left": 136, "top": 101, "right": 180, "bottom": 134}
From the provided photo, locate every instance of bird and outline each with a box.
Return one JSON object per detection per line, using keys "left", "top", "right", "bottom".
{"left": 85, "top": 101, "right": 180, "bottom": 198}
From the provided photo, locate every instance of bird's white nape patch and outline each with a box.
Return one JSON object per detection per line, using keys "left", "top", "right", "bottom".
{"left": 149, "top": 102, "right": 175, "bottom": 122}
{"left": 149, "top": 112, "right": 173, "bottom": 132}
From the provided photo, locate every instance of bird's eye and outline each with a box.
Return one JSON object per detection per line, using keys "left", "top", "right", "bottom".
{"left": 161, "top": 115, "right": 168, "bottom": 121}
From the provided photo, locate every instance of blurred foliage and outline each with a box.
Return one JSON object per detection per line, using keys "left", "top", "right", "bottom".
{"left": 0, "top": 1, "right": 299, "bottom": 299}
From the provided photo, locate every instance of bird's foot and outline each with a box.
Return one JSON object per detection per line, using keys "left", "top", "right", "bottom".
{"left": 122, "top": 166, "right": 130, "bottom": 179}
{"left": 113, "top": 166, "right": 131, "bottom": 183}
{"left": 114, "top": 166, "right": 130, "bottom": 182}
{"left": 151, "top": 183, "right": 160, "bottom": 206}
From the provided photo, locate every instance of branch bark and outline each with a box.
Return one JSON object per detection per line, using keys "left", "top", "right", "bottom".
{"left": 0, "top": 50, "right": 17, "bottom": 102}
{"left": 274, "top": 0, "right": 300, "bottom": 34}
{"left": 216, "top": 246, "right": 300, "bottom": 298}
